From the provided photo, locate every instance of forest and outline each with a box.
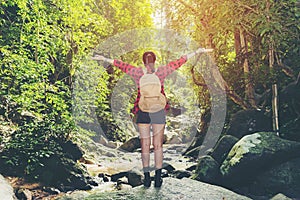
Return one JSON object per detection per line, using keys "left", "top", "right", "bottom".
{"left": 0, "top": 0, "right": 299, "bottom": 199}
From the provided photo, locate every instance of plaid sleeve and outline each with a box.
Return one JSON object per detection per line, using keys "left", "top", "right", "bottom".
{"left": 156, "top": 56, "right": 187, "bottom": 79}
{"left": 113, "top": 60, "right": 137, "bottom": 76}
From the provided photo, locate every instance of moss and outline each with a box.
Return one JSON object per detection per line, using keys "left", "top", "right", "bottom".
{"left": 221, "top": 133, "right": 262, "bottom": 175}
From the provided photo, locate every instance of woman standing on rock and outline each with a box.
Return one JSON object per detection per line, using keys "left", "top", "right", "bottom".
{"left": 92, "top": 48, "right": 212, "bottom": 188}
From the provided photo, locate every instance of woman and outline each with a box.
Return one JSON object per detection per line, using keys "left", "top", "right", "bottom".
{"left": 92, "top": 48, "right": 211, "bottom": 188}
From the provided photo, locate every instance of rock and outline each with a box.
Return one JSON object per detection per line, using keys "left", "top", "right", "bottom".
{"left": 116, "top": 183, "right": 132, "bottom": 191}
{"left": 162, "top": 163, "right": 175, "bottom": 173}
{"left": 58, "top": 177, "right": 251, "bottom": 200}
{"left": 191, "top": 155, "right": 221, "bottom": 184}
{"left": 58, "top": 190, "right": 90, "bottom": 200}
{"left": 111, "top": 172, "right": 128, "bottom": 182}
{"left": 186, "top": 164, "right": 197, "bottom": 172}
{"left": 165, "top": 132, "right": 182, "bottom": 144}
{"left": 107, "top": 141, "right": 118, "bottom": 148}
{"left": 98, "top": 135, "right": 109, "bottom": 146}
{"left": 127, "top": 168, "right": 143, "bottom": 187}
{"left": 0, "top": 175, "right": 17, "bottom": 200}
{"left": 225, "top": 109, "right": 272, "bottom": 139}
{"left": 245, "top": 157, "right": 300, "bottom": 198}
{"left": 210, "top": 135, "right": 239, "bottom": 164}
{"left": 43, "top": 187, "right": 60, "bottom": 195}
{"left": 116, "top": 177, "right": 128, "bottom": 185}
{"left": 279, "top": 72, "right": 300, "bottom": 122}
{"left": 119, "top": 136, "right": 140, "bottom": 152}
{"left": 280, "top": 118, "right": 300, "bottom": 142}
{"left": 59, "top": 140, "right": 83, "bottom": 161}
{"left": 172, "top": 170, "right": 192, "bottom": 179}
{"left": 270, "top": 193, "right": 293, "bottom": 200}
{"left": 79, "top": 157, "right": 95, "bottom": 164}
{"left": 36, "top": 154, "right": 92, "bottom": 192}
{"left": 220, "top": 132, "right": 300, "bottom": 185}
{"left": 81, "top": 140, "right": 118, "bottom": 161}
{"left": 184, "top": 145, "right": 207, "bottom": 158}
{"left": 98, "top": 173, "right": 110, "bottom": 182}
{"left": 16, "top": 188, "right": 32, "bottom": 200}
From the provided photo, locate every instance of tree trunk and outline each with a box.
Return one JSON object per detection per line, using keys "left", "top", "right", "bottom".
{"left": 269, "top": 42, "right": 279, "bottom": 135}
{"left": 240, "top": 30, "right": 256, "bottom": 107}
{"left": 266, "top": 0, "right": 279, "bottom": 135}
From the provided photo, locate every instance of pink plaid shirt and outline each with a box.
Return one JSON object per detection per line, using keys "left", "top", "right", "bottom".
{"left": 113, "top": 56, "right": 187, "bottom": 114}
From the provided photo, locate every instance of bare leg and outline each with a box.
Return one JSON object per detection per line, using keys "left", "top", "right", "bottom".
{"left": 152, "top": 124, "right": 165, "bottom": 169}
{"left": 152, "top": 123, "right": 165, "bottom": 187}
{"left": 138, "top": 123, "right": 151, "bottom": 170}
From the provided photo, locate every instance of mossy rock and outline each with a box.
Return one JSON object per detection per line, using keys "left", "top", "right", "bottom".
{"left": 210, "top": 135, "right": 239, "bottom": 164}
{"left": 191, "top": 155, "right": 221, "bottom": 184}
{"left": 220, "top": 132, "right": 300, "bottom": 186}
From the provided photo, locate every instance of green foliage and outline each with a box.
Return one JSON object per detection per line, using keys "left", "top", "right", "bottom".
{"left": 161, "top": 0, "right": 299, "bottom": 117}
{"left": 1, "top": 119, "right": 66, "bottom": 176}
{"left": 1, "top": 0, "right": 156, "bottom": 181}
{"left": 0, "top": 0, "right": 112, "bottom": 179}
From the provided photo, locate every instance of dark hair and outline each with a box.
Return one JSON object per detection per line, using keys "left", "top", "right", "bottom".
{"left": 142, "top": 51, "right": 156, "bottom": 65}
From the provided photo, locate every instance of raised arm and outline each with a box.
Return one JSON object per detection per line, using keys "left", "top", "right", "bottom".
{"left": 185, "top": 48, "right": 213, "bottom": 60}
{"left": 91, "top": 54, "right": 139, "bottom": 75}
{"left": 91, "top": 55, "right": 114, "bottom": 64}
{"left": 156, "top": 47, "right": 213, "bottom": 78}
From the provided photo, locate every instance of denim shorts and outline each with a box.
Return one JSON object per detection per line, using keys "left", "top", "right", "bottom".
{"left": 136, "top": 109, "right": 166, "bottom": 124}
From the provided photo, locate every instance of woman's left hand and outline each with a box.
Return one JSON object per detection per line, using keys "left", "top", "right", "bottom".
{"left": 91, "top": 55, "right": 105, "bottom": 61}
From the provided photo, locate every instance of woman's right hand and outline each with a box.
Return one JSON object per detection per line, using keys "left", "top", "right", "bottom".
{"left": 196, "top": 48, "right": 213, "bottom": 54}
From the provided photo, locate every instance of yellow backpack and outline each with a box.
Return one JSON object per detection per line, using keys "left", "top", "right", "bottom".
{"left": 138, "top": 69, "right": 166, "bottom": 113}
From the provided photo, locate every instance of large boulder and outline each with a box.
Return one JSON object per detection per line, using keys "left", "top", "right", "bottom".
{"left": 36, "top": 153, "right": 92, "bottom": 192}
{"left": 210, "top": 135, "right": 239, "bottom": 164}
{"left": 245, "top": 157, "right": 300, "bottom": 198}
{"left": 225, "top": 109, "right": 272, "bottom": 139}
{"left": 280, "top": 118, "right": 300, "bottom": 142}
{"left": 57, "top": 177, "right": 252, "bottom": 200}
{"left": 220, "top": 132, "right": 300, "bottom": 185}
{"left": 191, "top": 155, "right": 221, "bottom": 184}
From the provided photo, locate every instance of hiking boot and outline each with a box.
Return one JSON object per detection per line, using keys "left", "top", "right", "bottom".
{"left": 154, "top": 168, "right": 163, "bottom": 188}
{"left": 154, "top": 177, "right": 163, "bottom": 188}
{"left": 143, "top": 172, "right": 151, "bottom": 188}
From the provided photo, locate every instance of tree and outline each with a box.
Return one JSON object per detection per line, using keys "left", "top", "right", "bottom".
{"left": 159, "top": 0, "right": 299, "bottom": 154}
